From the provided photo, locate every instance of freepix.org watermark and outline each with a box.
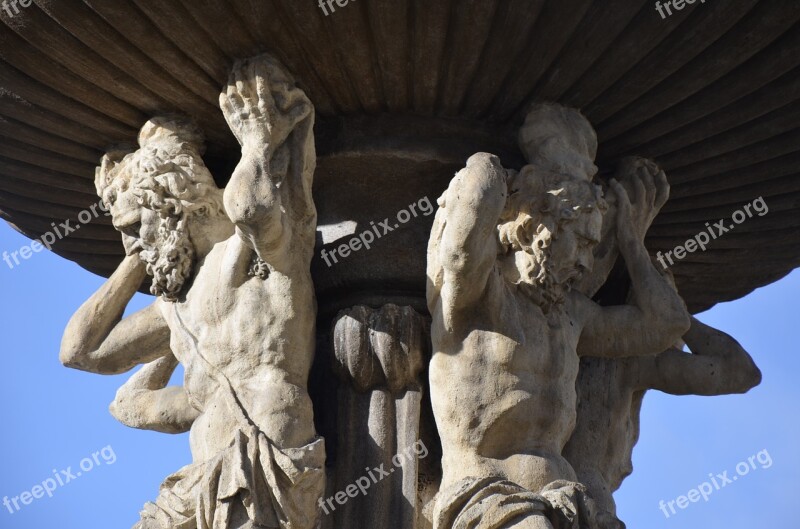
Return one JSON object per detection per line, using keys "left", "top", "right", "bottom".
{"left": 3, "top": 445, "right": 117, "bottom": 515}
{"left": 655, "top": 0, "right": 707, "bottom": 19}
{"left": 320, "top": 196, "right": 434, "bottom": 268}
{"left": 1, "top": 0, "right": 33, "bottom": 18}
{"left": 2, "top": 200, "right": 111, "bottom": 270}
{"left": 656, "top": 196, "right": 768, "bottom": 270}
{"left": 658, "top": 448, "right": 772, "bottom": 519}
{"left": 317, "top": 0, "right": 356, "bottom": 17}
{"left": 318, "top": 440, "right": 429, "bottom": 516}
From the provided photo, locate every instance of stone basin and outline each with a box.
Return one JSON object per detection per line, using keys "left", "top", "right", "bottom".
{"left": 2, "top": 1, "right": 799, "bottom": 316}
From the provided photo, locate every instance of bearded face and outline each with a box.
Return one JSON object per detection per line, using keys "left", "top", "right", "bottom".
{"left": 500, "top": 208, "right": 602, "bottom": 312}
{"left": 137, "top": 213, "right": 195, "bottom": 302}
{"left": 105, "top": 179, "right": 196, "bottom": 302}
{"left": 94, "top": 117, "right": 228, "bottom": 302}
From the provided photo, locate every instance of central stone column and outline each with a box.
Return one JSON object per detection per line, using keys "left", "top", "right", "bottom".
{"left": 329, "top": 304, "right": 428, "bottom": 529}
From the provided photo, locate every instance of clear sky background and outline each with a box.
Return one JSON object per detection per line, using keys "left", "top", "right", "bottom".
{"left": 0, "top": 221, "right": 797, "bottom": 529}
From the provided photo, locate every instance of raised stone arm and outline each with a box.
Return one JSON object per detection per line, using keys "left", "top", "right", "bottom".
{"left": 60, "top": 253, "right": 171, "bottom": 375}
{"left": 577, "top": 175, "right": 690, "bottom": 358}
{"left": 575, "top": 156, "right": 669, "bottom": 297}
{"left": 640, "top": 316, "right": 762, "bottom": 395}
{"left": 110, "top": 353, "right": 200, "bottom": 434}
{"left": 220, "top": 54, "right": 317, "bottom": 268}
{"left": 427, "top": 152, "right": 507, "bottom": 329}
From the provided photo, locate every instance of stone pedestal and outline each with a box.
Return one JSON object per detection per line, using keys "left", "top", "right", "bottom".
{"left": 330, "top": 304, "right": 428, "bottom": 528}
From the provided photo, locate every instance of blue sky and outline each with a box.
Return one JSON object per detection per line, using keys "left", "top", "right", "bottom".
{"left": 0, "top": 221, "right": 796, "bottom": 529}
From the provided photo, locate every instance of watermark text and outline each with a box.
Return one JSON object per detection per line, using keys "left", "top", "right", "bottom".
{"left": 656, "top": 196, "right": 768, "bottom": 270}
{"left": 658, "top": 448, "right": 772, "bottom": 518}
{"left": 3, "top": 445, "right": 117, "bottom": 515}
{"left": 320, "top": 196, "right": 434, "bottom": 267}
{"left": 318, "top": 440, "right": 428, "bottom": 515}
{"left": 3, "top": 200, "right": 110, "bottom": 271}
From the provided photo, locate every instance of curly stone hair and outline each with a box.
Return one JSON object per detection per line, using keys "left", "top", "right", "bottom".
{"left": 95, "top": 116, "right": 226, "bottom": 301}
{"left": 498, "top": 166, "right": 607, "bottom": 255}
{"left": 95, "top": 115, "right": 223, "bottom": 220}
{"left": 496, "top": 166, "right": 607, "bottom": 311}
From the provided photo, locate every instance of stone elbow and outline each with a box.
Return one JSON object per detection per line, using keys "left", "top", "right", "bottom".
{"left": 109, "top": 392, "right": 137, "bottom": 428}
{"left": 59, "top": 345, "right": 84, "bottom": 371}
{"left": 752, "top": 364, "right": 764, "bottom": 388}
{"left": 665, "top": 304, "right": 691, "bottom": 341}
{"left": 59, "top": 343, "right": 124, "bottom": 375}
{"left": 737, "top": 362, "right": 763, "bottom": 393}
{"left": 224, "top": 195, "right": 258, "bottom": 225}
{"left": 226, "top": 198, "right": 282, "bottom": 236}
{"left": 466, "top": 152, "right": 502, "bottom": 170}
{"left": 675, "top": 310, "right": 692, "bottom": 338}
{"left": 223, "top": 174, "right": 280, "bottom": 229}
{"left": 108, "top": 398, "right": 122, "bottom": 422}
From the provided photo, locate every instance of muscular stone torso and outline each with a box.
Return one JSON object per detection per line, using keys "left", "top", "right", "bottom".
{"left": 430, "top": 268, "right": 587, "bottom": 493}
{"left": 562, "top": 357, "right": 644, "bottom": 513}
{"left": 159, "top": 236, "right": 316, "bottom": 462}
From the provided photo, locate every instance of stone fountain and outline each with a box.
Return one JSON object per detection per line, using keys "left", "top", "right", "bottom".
{"left": 1, "top": 2, "right": 798, "bottom": 528}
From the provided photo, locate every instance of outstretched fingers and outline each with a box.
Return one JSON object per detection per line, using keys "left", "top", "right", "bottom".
{"left": 219, "top": 55, "right": 314, "bottom": 151}
{"left": 220, "top": 90, "right": 245, "bottom": 145}
{"left": 637, "top": 164, "right": 656, "bottom": 209}
{"left": 610, "top": 178, "right": 631, "bottom": 214}
{"left": 222, "top": 80, "right": 246, "bottom": 119}
{"left": 233, "top": 64, "right": 250, "bottom": 107}
{"left": 252, "top": 59, "right": 278, "bottom": 118}
{"left": 631, "top": 172, "right": 646, "bottom": 210}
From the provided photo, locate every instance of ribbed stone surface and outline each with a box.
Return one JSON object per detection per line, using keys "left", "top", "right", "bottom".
{"left": 1, "top": 0, "right": 799, "bottom": 312}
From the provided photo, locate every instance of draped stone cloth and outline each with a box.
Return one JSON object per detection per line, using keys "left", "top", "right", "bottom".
{"left": 132, "top": 304, "right": 326, "bottom": 529}
{"left": 433, "top": 477, "right": 624, "bottom": 529}
{"left": 135, "top": 427, "right": 325, "bottom": 529}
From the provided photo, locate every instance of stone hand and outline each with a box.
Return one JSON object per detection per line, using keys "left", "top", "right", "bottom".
{"left": 613, "top": 157, "right": 669, "bottom": 242}
{"left": 120, "top": 229, "right": 145, "bottom": 257}
{"left": 609, "top": 177, "right": 639, "bottom": 252}
{"left": 117, "top": 252, "right": 148, "bottom": 283}
{"left": 220, "top": 55, "right": 313, "bottom": 151}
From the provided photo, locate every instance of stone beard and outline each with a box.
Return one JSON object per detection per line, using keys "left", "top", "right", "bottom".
{"left": 138, "top": 211, "right": 194, "bottom": 302}
{"left": 95, "top": 117, "right": 225, "bottom": 302}
{"left": 498, "top": 170, "right": 606, "bottom": 313}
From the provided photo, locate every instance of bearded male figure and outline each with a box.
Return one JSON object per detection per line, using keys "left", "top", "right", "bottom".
{"left": 59, "top": 55, "right": 324, "bottom": 529}
{"left": 563, "top": 304, "right": 762, "bottom": 519}
{"left": 427, "top": 104, "right": 690, "bottom": 529}
{"left": 560, "top": 156, "right": 762, "bottom": 519}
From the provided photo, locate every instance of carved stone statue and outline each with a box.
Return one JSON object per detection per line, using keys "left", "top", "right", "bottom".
{"left": 426, "top": 104, "right": 690, "bottom": 529}
{"left": 563, "top": 311, "right": 762, "bottom": 518}
{"left": 565, "top": 251, "right": 762, "bottom": 518}
{"left": 59, "top": 55, "right": 325, "bottom": 529}
{"left": 561, "top": 156, "right": 763, "bottom": 521}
